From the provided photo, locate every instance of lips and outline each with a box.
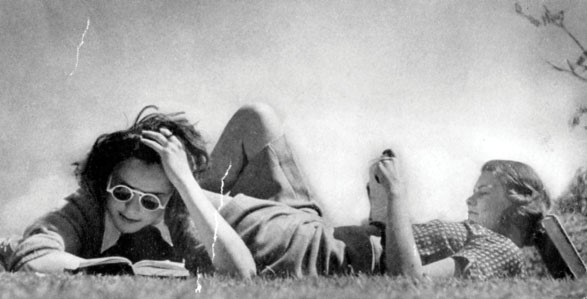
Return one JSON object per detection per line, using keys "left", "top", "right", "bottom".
{"left": 467, "top": 211, "right": 478, "bottom": 219}
{"left": 119, "top": 212, "right": 140, "bottom": 223}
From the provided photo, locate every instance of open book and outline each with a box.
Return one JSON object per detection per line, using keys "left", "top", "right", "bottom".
{"left": 72, "top": 256, "right": 190, "bottom": 277}
{"left": 535, "top": 214, "right": 587, "bottom": 279}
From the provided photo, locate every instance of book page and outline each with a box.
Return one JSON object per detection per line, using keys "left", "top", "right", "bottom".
{"left": 78, "top": 256, "right": 133, "bottom": 268}
{"left": 133, "top": 259, "right": 186, "bottom": 270}
{"left": 132, "top": 260, "right": 189, "bottom": 277}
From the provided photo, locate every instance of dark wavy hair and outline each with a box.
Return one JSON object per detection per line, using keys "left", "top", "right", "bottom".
{"left": 74, "top": 106, "right": 209, "bottom": 210}
{"left": 481, "top": 160, "right": 552, "bottom": 246}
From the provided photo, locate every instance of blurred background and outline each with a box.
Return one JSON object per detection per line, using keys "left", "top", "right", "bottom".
{"left": 1, "top": 0, "right": 587, "bottom": 236}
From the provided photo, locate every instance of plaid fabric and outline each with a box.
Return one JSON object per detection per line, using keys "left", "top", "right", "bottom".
{"left": 412, "top": 220, "right": 525, "bottom": 279}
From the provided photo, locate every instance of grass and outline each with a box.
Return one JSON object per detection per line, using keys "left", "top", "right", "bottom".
{"left": 0, "top": 272, "right": 586, "bottom": 299}
{"left": 3, "top": 170, "right": 587, "bottom": 299}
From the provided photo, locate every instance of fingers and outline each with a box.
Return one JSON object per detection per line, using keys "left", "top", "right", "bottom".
{"left": 142, "top": 130, "right": 169, "bottom": 144}
{"left": 378, "top": 153, "right": 396, "bottom": 163}
{"left": 377, "top": 158, "right": 397, "bottom": 171}
{"left": 140, "top": 128, "right": 184, "bottom": 152}
{"left": 159, "top": 127, "right": 173, "bottom": 138}
{"left": 374, "top": 158, "right": 402, "bottom": 185}
{"left": 140, "top": 136, "right": 163, "bottom": 152}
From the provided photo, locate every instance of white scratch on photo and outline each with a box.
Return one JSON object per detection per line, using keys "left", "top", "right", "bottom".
{"left": 69, "top": 18, "right": 90, "bottom": 77}
{"left": 212, "top": 161, "right": 232, "bottom": 260}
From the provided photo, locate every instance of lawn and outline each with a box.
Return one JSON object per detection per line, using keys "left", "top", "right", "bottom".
{"left": 0, "top": 272, "right": 586, "bottom": 299}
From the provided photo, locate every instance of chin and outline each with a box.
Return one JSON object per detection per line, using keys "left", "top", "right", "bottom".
{"left": 117, "top": 225, "right": 142, "bottom": 234}
{"left": 115, "top": 223, "right": 142, "bottom": 234}
{"left": 112, "top": 216, "right": 146, "bottom": 234}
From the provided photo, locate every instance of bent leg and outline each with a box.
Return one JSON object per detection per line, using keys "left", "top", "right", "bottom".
{"left": 200, "top": 103, "right": 284, "bottom": 193}
{"left": 199, "top": 103, "right": 321, "bottom": 215}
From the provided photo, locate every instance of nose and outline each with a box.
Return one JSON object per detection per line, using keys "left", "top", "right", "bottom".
{"left": 466, "top": 195, "right": 477, "bottom": 207}
{"left": 125, "top": 194, "right": 143, "bottom": 214}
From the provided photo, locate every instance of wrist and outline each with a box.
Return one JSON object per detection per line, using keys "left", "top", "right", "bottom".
{"left": 170, "top": 172, "right": 199, "bottom": 193}
{"left": 384, "top": 184, "right": 403, "bottom": 199}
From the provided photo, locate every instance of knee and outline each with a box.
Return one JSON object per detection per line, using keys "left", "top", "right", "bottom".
{"left": 236, "top": 102, "right": 278, "bottom": 122}
{"left": 235, "top": 103, "right": 283, "bottom": 135}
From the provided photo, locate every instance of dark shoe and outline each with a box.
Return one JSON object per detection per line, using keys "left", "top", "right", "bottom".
{"left": 0, "top": 237, "right": 17, "bottom": 272}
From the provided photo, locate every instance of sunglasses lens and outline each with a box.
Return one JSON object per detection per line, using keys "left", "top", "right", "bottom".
{"left": 141, "top": 195, "right": 161, "bottom": 211}
{"left": 112, "top": 186, "right": 133, "bottom": 201}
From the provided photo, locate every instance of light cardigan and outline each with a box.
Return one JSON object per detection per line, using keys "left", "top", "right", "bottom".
{"left": 10, "top": 189, "right": 213, "bottom": 274}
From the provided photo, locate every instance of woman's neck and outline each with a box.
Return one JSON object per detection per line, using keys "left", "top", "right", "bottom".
{"left": 503, "top": 226, "right": 524, "bottom": 247}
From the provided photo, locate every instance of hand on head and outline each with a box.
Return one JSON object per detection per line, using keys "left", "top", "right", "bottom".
{"left": 140, "top": 127, "right": 194, "bottom": 187}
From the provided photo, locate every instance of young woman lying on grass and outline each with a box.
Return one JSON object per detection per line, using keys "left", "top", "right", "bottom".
{"left": 1, "top": 103, "right": 551, "bottom": 279}
{"left": 359, "top": 156, "right": 553, "bottom": 279}
{"left": 2, "top": 106, "right": 257, "bottom": 277}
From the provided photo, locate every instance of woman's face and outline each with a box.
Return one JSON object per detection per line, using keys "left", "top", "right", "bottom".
{"left": 106, "top": 158, "right": 174, "bottom": 234}
{"left": 466, "top": 171, "right": 512, "bottom": 232}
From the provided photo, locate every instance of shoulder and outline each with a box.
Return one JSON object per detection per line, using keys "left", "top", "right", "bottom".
{"left": 463, "top": 221, "right": 521, "bottom": 252}
{"left": 48, "top": 189, "right": 103, "bottom": 229}
{"left": 63, "top": 189, "right": 101, "bottom": 212}
{"left": 414, "top": 219, "right": 468, "bottom": 234}
{"left": 413, "top": 220, "right": 469, "bottom": 246}
{"left": 23, "top": 189, "right": 104, "bottom": 249}
{"left": 26, "top": 189, "right": 101, "bottom": 232}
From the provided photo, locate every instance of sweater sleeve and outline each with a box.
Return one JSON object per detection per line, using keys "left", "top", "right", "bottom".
{"left": 10, "top": 190, "right": 102, "bottom": 271}
{"left": 412, "top": 220, "right": 469, "bottom": 265}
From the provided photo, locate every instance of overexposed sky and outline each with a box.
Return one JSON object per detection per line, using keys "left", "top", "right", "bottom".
{"left": 1, "top": 0, "right": 587, "bottom": 234}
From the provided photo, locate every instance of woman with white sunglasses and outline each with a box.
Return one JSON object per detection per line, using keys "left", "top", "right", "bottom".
{"left": 6, "top": 106, "right": 257, "bottom": 278}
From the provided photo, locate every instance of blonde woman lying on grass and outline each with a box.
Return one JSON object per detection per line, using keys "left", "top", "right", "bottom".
{"left": 0, "top": 103, "right": 551, "bottom": 279}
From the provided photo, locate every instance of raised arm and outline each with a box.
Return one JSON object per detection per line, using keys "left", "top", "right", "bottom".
{"left": 370, "top": 151, "right": 422, "bottom": 278}
{"left": 141, "top": 128, "right": 256, "bottom": 278}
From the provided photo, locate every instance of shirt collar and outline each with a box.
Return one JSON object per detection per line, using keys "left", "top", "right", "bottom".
{"left": 100, "top": 212, "right": 174, "bottom": 253}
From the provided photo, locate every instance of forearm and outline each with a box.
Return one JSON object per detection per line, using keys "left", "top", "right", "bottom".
{"left": 17, "top": 251, "right": 83, "bottom": 273}
{"left": 174, "top": 177, "right": 256, "bottom": 278}
{"left": 385, "top": 189, "right": 423, "bottom": 278}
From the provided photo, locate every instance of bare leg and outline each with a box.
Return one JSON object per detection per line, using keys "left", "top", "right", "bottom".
{"left": 199, "top": 103, "right": 320, "bottom": 214}
{"left": 199, "top": 103, "right": 284, "bottom": 193}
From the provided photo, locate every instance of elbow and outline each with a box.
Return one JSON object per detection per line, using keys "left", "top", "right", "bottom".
{"left": 14, "top": 259, "right": 60, "bottom": 274}
{"left": 218, "top": 260, "right": 257, "bottom": 279}
{"left": 240, "top": 261, "right": 257, "bottom": 279}
{"left": 237, "top": 265, "right": 257, "bottom": 280}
